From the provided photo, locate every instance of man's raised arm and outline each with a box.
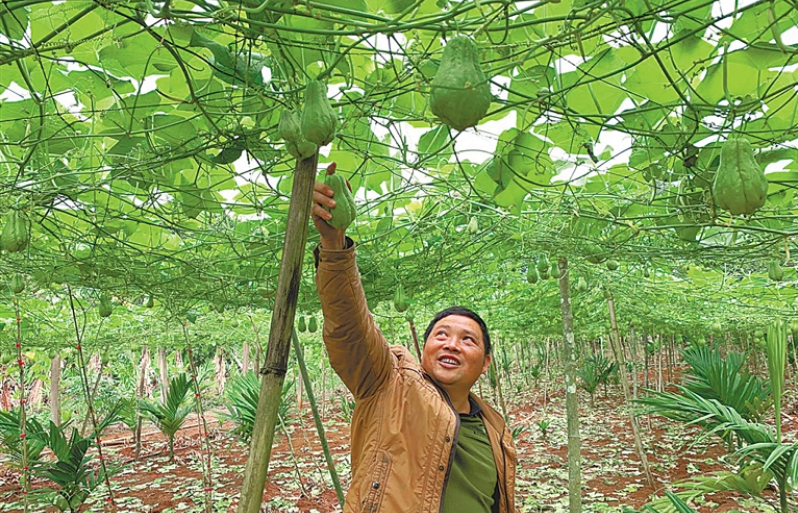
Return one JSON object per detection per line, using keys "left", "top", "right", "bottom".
{"left": 311, "top": 171, "right": 392, "bottom": 400}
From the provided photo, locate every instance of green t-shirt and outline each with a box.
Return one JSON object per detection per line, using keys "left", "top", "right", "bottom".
{"left": 441, "top": 400, "right": 499, "bottom": 513}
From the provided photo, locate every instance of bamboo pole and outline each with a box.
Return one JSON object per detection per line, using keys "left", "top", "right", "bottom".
{"left": 490, "top": 357, "right": 508, "bottom": 421}
{"left": 321, "top": 346, "right": 327, "bottom": 420}
{"left": 643, "top": 331, "right": 649, "bottom": 391}
{"left": 49, "top": 354, "right": 61, "bottom": 426}
{"left": 408, "top": 319, "right": 422, "bottom": 361}
{"left": 543, "top": 338, "right": 550, "bottom": 410}
{"left": 291, "top": 329, "right": 345, "bottom": 508}
{"left": 657, "top": 335, "right": 663, "bottom": 392}
{"left": 556, "top": 257, "right": 582, "bottom": 513}
{"left": 158, "top": 347, "right": 169, "bottom": 404}
{"left": 629, "top": 324, "right": 638, "bottom": 401}
{"left": 242, "top": 342, "right": 250, "bottom": 375}
{"left": 236, "top": 152, "right": 318, "bottom": 513}
{"left": 607, "top": 296, "right": 655, "bottom": 488}
{"left": 135, "top": 347, "right": 149, "bottom": 459}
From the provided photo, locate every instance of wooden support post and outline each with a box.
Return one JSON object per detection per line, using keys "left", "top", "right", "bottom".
{"left": 556, "top": 257, "right": 582, "bottom": 513}
{"left": 237, "top": 152, "right": 318, "bottom": 513}
{"left": 158, "top": 347, "right": 169, "bottom": 404}
{"left": 50, "top": 354, "right": 61, "bottom": 426}
{"left": 607, "top": 296, "right": 655, "bottom": 488}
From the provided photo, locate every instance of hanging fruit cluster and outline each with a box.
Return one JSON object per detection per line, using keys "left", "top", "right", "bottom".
{"left": 322, "top": 163, "right": 356, "bottom": 230}
{"left": 394, "top": 284, "right": 410, "bottom": 312}
{"left": 1, "top": 210, "right": 29, "bottom": 253}
{"left": 768, "top": 260, "right": 783, "bottom": 282}
{"left": 279, "top": 80, "right": 339, "bottom": 160}
{"left": 429, "top": 36, "right": 492, "bottom": 131}
{"left": 99, "top": 294, "right": 113, "bottom": 318}
{"left": 537, "top": 257, "right": 549, "bottom": 280}
{"left": 713, "top": 137, "right": 768, "bottom": 216}
{"left": 10, "top": 274, "right": 25, "bottom": 294}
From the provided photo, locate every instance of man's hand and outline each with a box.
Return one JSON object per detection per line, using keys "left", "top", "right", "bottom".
{"left": 312, "top": 163, "right": 347, "bottom": 250}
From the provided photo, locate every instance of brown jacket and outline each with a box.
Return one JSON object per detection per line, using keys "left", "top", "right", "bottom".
{"left": 315, "top": 242, "right": 516, "bottom": 513}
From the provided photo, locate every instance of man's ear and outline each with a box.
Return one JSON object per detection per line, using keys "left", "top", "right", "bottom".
{"left": 481, "top": 353, "right": 491, "bottom": 374}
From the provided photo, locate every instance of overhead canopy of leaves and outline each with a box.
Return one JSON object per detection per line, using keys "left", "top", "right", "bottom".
{"left": 0, "top": 0, "right": 796, "bottom": 350}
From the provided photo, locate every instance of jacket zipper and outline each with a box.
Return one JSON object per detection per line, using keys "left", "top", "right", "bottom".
{"left": 426, "top": 377, "right": 460, "bottom": 513}
{"left": 501, "top": 425, "right": 510, "bottom": 513}
{"left": 481, "top": 409, "right": 511, "bottom": 513}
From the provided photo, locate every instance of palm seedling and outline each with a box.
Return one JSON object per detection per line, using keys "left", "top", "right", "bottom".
{"left": 29, "top": 403, "right": 123, "bottom": 513}
{"left": 576, "top": 352, "right": 616, "bottom": 406}
{"left": 681, "top": 345, "right": 772, "bottom": 422}
{"left": 30, "top": 421, "right": 121, "bottom": 513}
{"left": 641, "top": 491, "right": 700, "bottom": 513}
{"left": 637, "top": 379, "right": 797, "bottom": 513}
{"left": 536, "top": 418, "right": 552, "bottom": 440}
{"left": 221, "top": 370, "right": 295, "bottom": 442}
{"left": 138, "top": 372, "right": 193, "bottom": 462}
{"left": 0, "top": 409, "right": 47, "bottom": 475}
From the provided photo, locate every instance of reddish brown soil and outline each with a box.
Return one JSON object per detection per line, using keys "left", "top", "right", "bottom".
{"left": 0, "top": 379, "right": 794, "bottom": 512}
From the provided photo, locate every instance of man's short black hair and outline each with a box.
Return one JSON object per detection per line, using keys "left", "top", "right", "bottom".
{"left": 423, "top": 306, "right": 491, "bottom": 356}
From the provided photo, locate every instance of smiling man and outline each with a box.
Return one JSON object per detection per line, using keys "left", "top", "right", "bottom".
{"left": 311, "top": 179, "right": 516, "bottom": 513}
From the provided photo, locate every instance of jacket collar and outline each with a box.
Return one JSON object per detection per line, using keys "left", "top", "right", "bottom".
{"left": 389, "top": 345, "right": 506, "bottom": 431}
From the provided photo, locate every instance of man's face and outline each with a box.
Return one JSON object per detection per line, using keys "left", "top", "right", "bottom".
{"left": 420, "top": 315, "right": 491, "bottom": 398}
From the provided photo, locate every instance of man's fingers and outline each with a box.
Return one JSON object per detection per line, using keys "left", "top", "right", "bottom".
{"left": 313, "top": 190, "right": 336, "bottom": 210}
{"left": 312, "top": 204, "right": 333, "bottom": 221}
{"left": 314, "top": 180, "right": 334, "bottom": 197}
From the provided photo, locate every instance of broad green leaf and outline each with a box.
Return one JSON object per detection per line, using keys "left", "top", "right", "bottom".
{"left": 623, "top": 57, "right": 682, "bottom": 104}
{"left": 0, "top": 4, "right": 28, "bottom": 40}
{"left": 417, "top": 125, "right": 451, "bottom": 164}
{"left": 695, "top": 61, "right": 772, "bottom": 104}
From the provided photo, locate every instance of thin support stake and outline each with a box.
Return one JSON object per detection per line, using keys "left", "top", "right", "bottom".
{"left": 66, "top": 286, "right": 114, "bottom": 504}
{"left": 13, "top": 298, "right": 29, "bottom": 512}
{"left": 183, "top": 323, "right": 214, "bottom": 513}
{"left": 236, "top": 152, "right": 318, "bottom": 513}
{"left": 291, "top": 328, "right": 345, "bottom": 508}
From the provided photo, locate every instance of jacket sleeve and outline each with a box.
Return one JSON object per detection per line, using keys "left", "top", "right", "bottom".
{"left": 315, "top": 239, "right": 393, "bottom": 400}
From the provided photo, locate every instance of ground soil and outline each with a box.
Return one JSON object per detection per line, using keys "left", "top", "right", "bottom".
{"left": 0, "top": 368, "right": 795, "bottom": 513}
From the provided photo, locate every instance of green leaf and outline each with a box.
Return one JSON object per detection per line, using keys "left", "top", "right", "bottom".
{"left": 98, "top": 34, "right": 179, "bottom": 79}
{"left": 562, "top": 48, "right": 627, "bottom": 117}
{"left": 417, "top": 125, "right": 451, "bottom": 164}
{"left": 0, "top": 4, "right": 29, "bottom": 40}
{"left": 695, "top": 61, "right": 772, "bottom": 103}
{"left": 621, "top": 54, "right": 682, "bottom": 104}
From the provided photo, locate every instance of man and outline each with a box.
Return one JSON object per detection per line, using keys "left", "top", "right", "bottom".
{"left": 311, "top": 176, "right": 516, "bottom": 513}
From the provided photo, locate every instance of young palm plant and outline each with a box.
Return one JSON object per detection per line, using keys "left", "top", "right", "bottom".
{"left": 30, "top": 402, "right": 123, "bottom": 513}
{"left": 31, "top": 421, "right": 121, "bottom": 513}
{"left": 139, "top": 372, "right": 193, "bottom": 462}
{"left": 681, "top": 345, "right": 772, "bottom": 422}
{"left": 221, "top": 370, "right": 294, "bottom": 442}
{"left": 576, "top": 353, "right": 616, "bottom": 406}
{"left": 638, "top": 383, "right": 797, "bottom": 513}
{"left": 642, "top": 491, "right": 701, "bottom": 513}
{"left": 0, "top": 409, "right": 47, "bottom": 474}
